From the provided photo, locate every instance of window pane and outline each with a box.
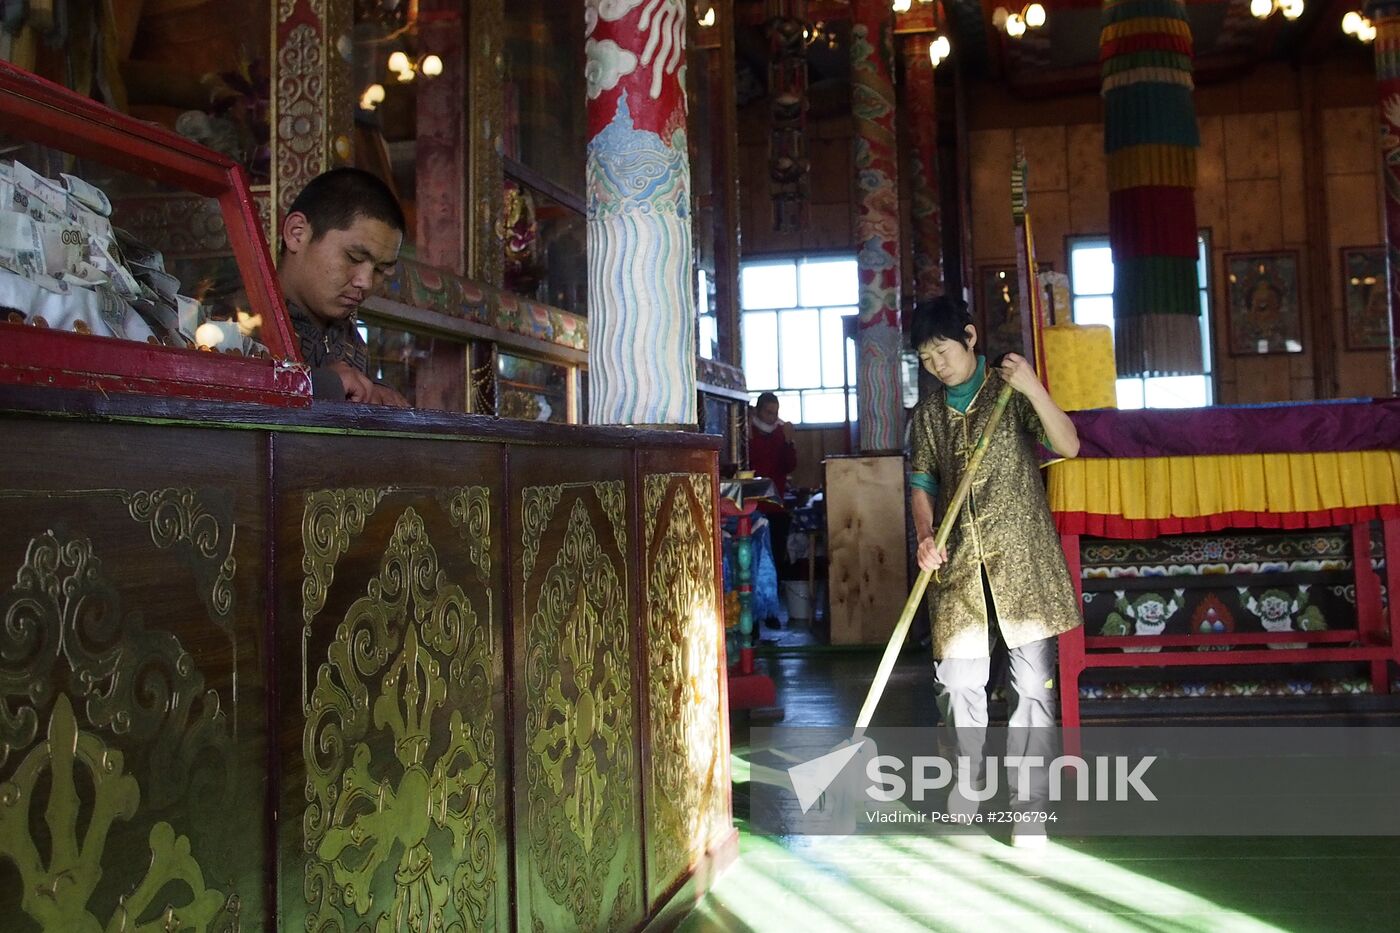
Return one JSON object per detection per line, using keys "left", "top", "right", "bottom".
{"left": 779, "top": 308, "right": 822, "bottom": 388}
{"left": 803, "top": 390, "right": 846, "bottom": 423}
{"left": 820, "top": 307, "right": 856, "bottom": 388}
{"left": 1115, "top": 378, "right": 1145, "bottom": 411}
{"left": 699, "top": 313, "right": 717, "bottom": 361}
{"left": 1144, "top": 376, "right": 1209, "bottom": 409}
{"left": 1071, "top": 244, "right": 1114, "bottom": 296}
{"left": 799, "top": 258, "right": 858, "bottom": 307}
{"left": 741, "top": 261, "right": 797, "bottom": 309}
{"left": 849, "top": 392, "right": 859, "bottom": 421}
{"left": 1073, "top": 296, "right": 1115, "bottom": 330}
{"left": 742, "top": 311, "right": 778, "bottom": 388}
{"left": 1197, "top": 237, "right": 1209, "bottom": 289}
{"left": 775, "top": 391, "right": 803, "bottom": 425}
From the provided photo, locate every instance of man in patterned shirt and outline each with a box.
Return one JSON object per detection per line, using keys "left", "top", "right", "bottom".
{"left": 277, "top": 168, "right": 409, "bottom": 406}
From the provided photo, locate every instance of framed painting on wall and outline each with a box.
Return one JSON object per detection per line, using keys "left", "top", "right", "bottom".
{"left": 978, "top": 264, "right": 1055, "bottom": 359}
{"left": 1224, "top": 251, "right": 1303, "bottom": 355}
{"left": 1341, "top": 246, "right": 1389, "bottom": 351}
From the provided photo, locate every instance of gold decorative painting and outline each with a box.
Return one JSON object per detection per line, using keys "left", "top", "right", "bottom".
{"left": 642, "top": 473, "right": 727, "bottom": 901}
{"left": 520, "top": 481, "right": 637, "bottom": 929}
{"left": 300, "top": 493, "right": 499, "bottom": 932}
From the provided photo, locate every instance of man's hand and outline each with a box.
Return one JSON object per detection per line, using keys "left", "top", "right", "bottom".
{"left": 326, "top": 362, "right": 410, "bottom": 407}
{"left": 327, "top": 360, "right": 375, "bottom": 402}
{"left": 997, "top": 353, "right": 1041, "bottom": 396}
{"left": 917, "top": 536, "right": 948, "bottom": 572}
{"left": 367, "top": 382, "right": 410, "bottom": 407}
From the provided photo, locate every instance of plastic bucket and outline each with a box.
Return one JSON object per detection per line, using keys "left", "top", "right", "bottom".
{"left": 782, "top": 581, "right": 812, "bottom": 620}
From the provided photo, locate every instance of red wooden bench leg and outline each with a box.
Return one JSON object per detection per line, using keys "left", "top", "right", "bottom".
{"left": 1355, "top": 522, "right": 1388, "bottom": 694}
{"left": 1059, "top": 533, "right": 1085, "bottom": 756}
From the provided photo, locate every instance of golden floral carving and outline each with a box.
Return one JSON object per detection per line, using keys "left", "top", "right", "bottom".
{"left": 521, "top": 486, "right": 633, "bottom": 927}
{"left": 0, "top": 532, "right": 237, "bottom": 929}
{"left": 0, "top": 533, "right": 230, "bottom": 809}
{"left": 300, "top": 488, "right": 386, "bottom": 704}
{"left": 123, "top": 487, "right": 237, "bottom": 632}
{"left": 643, "top": 474, "right": 725, "bottom": 889}
{"left": 0, "top": 695, "right": 237, "bottom": 931}
{"left": 302, "top": 506, "right": 497, "bottom": 931}
{"left": 437, "top": 486, "right": 492, "bottom": 581}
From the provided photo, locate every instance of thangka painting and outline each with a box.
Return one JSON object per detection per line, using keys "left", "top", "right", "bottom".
{"left": 1225, "top": 251, "right": 1303, "bottom": 355}
{"left": 1341, "top": 246, "right": 1389, "bottom": 351}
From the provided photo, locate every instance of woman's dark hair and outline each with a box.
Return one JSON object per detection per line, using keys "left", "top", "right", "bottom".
{"left": 910, "top": 296, "right": 975, "bottom": 350}
{"left": 755, "top": 391, "right": 779, "bottom": 408}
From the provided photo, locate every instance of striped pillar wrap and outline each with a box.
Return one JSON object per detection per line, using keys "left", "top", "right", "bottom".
{"left": 585, "top": 0, "right": 697, "bottom": 425}
{"left": 851, "top": 0, "right": 903, "bottom": 451}
{"left": 1368, "top": 1, "right": 1400, "bottom": 393}
{"left": 1100, "top": 0, "right": 1203, "bottom": 377}
{"left": 902, "top": 34, "right": 944, "bottom": 303}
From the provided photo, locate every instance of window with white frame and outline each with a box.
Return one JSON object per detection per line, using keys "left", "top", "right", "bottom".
{"left": 1069, "top": 234, "right": 1214, "bottom": 409}
{"left": 740, "top": 256, "right": 859, "bottom": 425}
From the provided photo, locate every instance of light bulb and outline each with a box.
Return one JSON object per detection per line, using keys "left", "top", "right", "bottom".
{"left": 1281, "top": 0, "right": 1304, "bottom": 19}
{"left": 931, "top": 34, "right": 951, "bottom": 66}
{"left": 359, "top": 83, "right": 385, "bottom": 110}
{"left": 699, "top": 5, "right": 715, "bottom": 27}
{"left": 992, "top": 6, "right": 1009, "bottom": 28}
{"left": 1025, "top": 3, "right": 1047, "bottom": 28}
{"left": 1006, "top": 12, "right": 1027, "bottom": 37}
{"left": 1250, "top": 0, "right": 1273, "bottom": 19}
{"left": 892, "top": 0, "right": 913, "bottom": 12}
{"left": 421, "top": 54, "right": 443, "bottom": 76}
{"left": 387, "top": 50, "right": 411, "bottom": 74}
{"left": 1343, "top": 10, "right": 1362, "bottom": 33}
{"left": 396, "top": 68, "right": 416, "bottom": 83}
{"left": 1363, "top": 22, "right": 1378, "bottom": 42}
{"left": 195, "top": 322, "right": 225, "bottom": 349}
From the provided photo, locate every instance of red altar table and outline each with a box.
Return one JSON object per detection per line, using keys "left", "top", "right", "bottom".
{"left": 1049, "top": 399, "right": 1400, "bottom": 728}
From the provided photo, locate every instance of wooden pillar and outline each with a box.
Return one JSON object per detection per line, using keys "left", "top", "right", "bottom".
{"left": 585, "top": 0, "right": 697, "bottom": 427}
{"left": 468, "top": 0, "right": 506, "bottom": 288}
{"left": 415, "top": 1, "right": 467, "bottom": 274}
{"left": 1370, "top": 2, "right": 1400, "bottom": 393}
{"left": 901, "top": 34, "right": 943, "bottom": 302}
{"left": 851, "top": 0, "right": 903, "bottom": 452}
{"left": 1299, "top": 66, "right": 1338, "bottom": 398}
{"left": 273, "top": 0, "right": 354, "bottom": 238}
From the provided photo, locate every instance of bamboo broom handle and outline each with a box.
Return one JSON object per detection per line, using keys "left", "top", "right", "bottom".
{"left": 853, "top": 384, "right": 1015, "bottom": 733}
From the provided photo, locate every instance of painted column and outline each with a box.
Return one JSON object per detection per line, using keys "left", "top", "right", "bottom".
{"left": 851, "top": 0, "right": 903, "bottom": 451}
{"left": 586, "top": 0, "right": 697, "bottom": 426}
{"left": 1370, "top": 2, "right": 1400, "bottom": 393}
{"left": 902, "top": 33, "right": 944, "bottom": 303}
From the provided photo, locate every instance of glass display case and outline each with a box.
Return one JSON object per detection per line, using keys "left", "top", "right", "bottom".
{"left": 0, "top": 61, "right": 308, "bottom": 405}
{"left": 497, "top": 350, "right": 572, "bottom": 423}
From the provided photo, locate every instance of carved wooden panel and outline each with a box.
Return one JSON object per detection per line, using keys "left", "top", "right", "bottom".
{"left": 637, "top": 449, "right": 730, "bottom": 911}
{"left": 0, "top": 422, "right": 266, "bottom": 931}
{"left": 274, "top": 434, "right": 509, "bottom": 933}
{"left": 508, "top": 447, "right": 645, "bottom": 933}
{"left": 274, "top": 0, "right": 354, "bottom": 235}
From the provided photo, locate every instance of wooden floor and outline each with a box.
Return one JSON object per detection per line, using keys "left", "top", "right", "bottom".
{"left": 679, "top": 640, "right": 1400, "bottom": 932}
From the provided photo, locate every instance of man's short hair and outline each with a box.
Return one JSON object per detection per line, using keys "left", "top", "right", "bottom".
{"left": 911, "top": 295, "right": 975, "bottom": 350}
{"left": 756, "top": 391, "right": 779, "bottom": 408}
{"left": 286, "top": 168, "right": 406, "bottom": 241}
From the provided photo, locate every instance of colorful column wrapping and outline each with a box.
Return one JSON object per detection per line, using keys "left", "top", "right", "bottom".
{"left": 585, "top": 0, "right": 697, "bottom": 425}
{"left": 851, "top": 0, "right": 903, "bottom": 451}
{"left": 902, "top": 33, "right": 944, "bottom": 302}
{"left": 1370, "top": 1, "right": 1400, "bottom": 394}
{"left": 1100, "top": 0, "right": 1203, "bottom": 377}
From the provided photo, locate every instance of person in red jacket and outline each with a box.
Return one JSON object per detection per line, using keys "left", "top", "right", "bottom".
{"left": 749, "top": 394, "right": 799, "bottom": 628}
{"left": 749, "top": 392, "right": 797, "bottom": 497}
